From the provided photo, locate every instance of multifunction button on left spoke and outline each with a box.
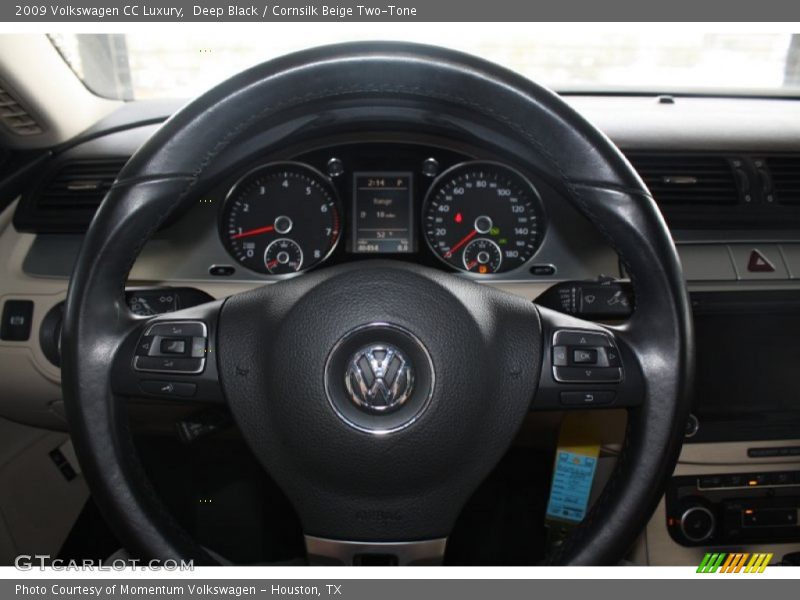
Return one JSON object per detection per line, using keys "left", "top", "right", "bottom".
{"left": 134, "top": 320, "right": 208, "bottom": 375}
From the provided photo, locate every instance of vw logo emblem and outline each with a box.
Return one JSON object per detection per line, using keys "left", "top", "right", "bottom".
{"left": 345, "top": 344, "right": 414, "bottom": 413}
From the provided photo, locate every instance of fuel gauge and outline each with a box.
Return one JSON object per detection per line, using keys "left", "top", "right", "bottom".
{"left": 462, "top": 238, "right": 502, "bottom": 274}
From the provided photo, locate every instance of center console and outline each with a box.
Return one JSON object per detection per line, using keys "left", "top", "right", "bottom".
{"left": 666, "top": 469, "right": 800, "bottom": 547}
{"left": 660, "top": 289, "right": 800, "bottom": 552}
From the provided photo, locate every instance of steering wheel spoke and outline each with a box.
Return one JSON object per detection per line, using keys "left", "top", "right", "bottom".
{"left": 305, "top": 536, "right": 447, "bottom": 566}
{"left": 531, "top": 305, "right": 644, "bottom": 411}
{"left": 111, "top": 299, "right": 226, "bottom": 404}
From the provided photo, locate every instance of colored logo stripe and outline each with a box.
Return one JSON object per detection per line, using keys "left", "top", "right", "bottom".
{"left": 722, "top": 553, "right": 749, "bottom": 573}
{"left": 697, "top": 553, "right": 726, "bottom": 573}
{"left": 697, "top": 552, "right": 772, "bottom": 573}
{"left": 745, "top": 553, "right": 773, "bottom": 573}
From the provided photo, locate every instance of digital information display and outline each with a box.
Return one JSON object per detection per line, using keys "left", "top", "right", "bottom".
{"left": 352, "top": 173, "right": 414, "bottom": 253}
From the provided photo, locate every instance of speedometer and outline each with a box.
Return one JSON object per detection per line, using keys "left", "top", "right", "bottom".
{"left": 220, "top": 162, "right": 341, "bottom": 275}
{"left": 422, "top": 162, "right": 544, "bottom": 274}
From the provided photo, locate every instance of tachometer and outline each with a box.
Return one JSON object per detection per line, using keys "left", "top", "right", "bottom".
{"left": 422, "top": 162, "right": 544, "bottom": 274}
{"left": 220, "top": 162, "right": 341, "bottom": 275}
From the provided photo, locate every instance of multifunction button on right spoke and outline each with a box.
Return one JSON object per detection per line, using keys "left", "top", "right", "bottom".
{"left": 551, "top": 329, "right": 623, "bottom": 383}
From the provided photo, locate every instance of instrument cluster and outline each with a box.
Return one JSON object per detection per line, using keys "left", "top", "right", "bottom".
{"left": 217, "top": 142, "right": 548, "bottom": 277}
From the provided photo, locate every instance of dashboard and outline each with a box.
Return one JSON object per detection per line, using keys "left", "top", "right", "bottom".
{"left": 217, "top": 152, "right": 545, "bottom": 277}
{"left": 22, "top": 129, "right": 614, "bottom": 288}
{"left": 187, "top": 139, "right": 586, "bottom": 282}
{"left": 216, "top": 143, "right": 547, "bottom": 277}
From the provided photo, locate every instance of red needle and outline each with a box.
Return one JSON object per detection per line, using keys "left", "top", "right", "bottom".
{"left": 266, "top": 259, "right": 278, "bottom": 270}
{"left": 444, "top": 229, "right": 477, "bottom": 258}
{"left": 466, "top": 260, "right": 478, "bottom": 271}
{"left": 231, "top": 225, "right": 274, "bottom": 240}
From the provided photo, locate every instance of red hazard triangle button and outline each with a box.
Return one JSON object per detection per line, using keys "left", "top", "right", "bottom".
{"left": 747, "top": 249, "right": 775, "bottom": 273}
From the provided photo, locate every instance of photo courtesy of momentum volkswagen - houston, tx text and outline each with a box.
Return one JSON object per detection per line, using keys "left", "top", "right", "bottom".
{"left": 0, "top": 1, "right": 799, "bottom": 595}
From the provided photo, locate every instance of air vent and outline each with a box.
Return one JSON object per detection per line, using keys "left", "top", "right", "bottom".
{"left": 627, "top": 154, "right": 739, "bottom": 206}
{"left": 766, "top": 156, "right": 800, "bottom": 206}
{"left": 14, "top": 159, "right": 127, "bottom": 233}
{"left": 0, "top": 84, "right": 43, "bottom": 136}
{"left": 625, "top": 153, "right": 800, "bottom": 230}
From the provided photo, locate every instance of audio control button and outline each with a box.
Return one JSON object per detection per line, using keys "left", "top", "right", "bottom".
{"left": 553, "top": 330, "right": 610, "bottom": 347}
{"left": 553, "top": 346, "right": 568, "bottom": 366}
{"left": 722, "top": 474, "right": 746, "bottom": 488}
{"left": 559, "top": 391, "right": 616, "bottom": 406}
{"left": 680, "top": 506, "right": 716, "bottom": 543}
{"left": 572, "top": 348, "right": 598, "bottom": 364}
{"left": 554, "top": 366, "right": 622, "bottom": 383}
{"left": 698, "top": 475, "right": 723, "bottom": 489}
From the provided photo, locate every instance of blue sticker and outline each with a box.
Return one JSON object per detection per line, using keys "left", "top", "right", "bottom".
{"left": 546, "top": 450, "right": 598, "bottom": 523}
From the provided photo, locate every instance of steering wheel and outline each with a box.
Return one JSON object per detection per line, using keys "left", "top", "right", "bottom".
{"left": 61, "top": 42, "right": 693, "bottom": 566}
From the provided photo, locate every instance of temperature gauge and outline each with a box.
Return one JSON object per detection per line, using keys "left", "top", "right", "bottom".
{"left": 265, "top": 238, "right": 304, "bottom": 274}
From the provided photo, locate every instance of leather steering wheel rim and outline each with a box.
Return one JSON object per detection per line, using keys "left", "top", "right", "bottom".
{"left": 61, "top": 41, "right": 693, "bottom": 566}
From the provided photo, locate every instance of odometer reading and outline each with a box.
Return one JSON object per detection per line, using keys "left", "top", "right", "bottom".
{"left": 352, "top": 172, "right": 413, "bottom": 253}
{"left": 423, "top": 162, "right": 544, "bottom": 274}
{"left": 220, "top": 162, "right": 341, "bottom": 275}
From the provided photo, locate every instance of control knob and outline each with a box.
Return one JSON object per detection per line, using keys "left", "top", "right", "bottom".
{"left": 680, "top": 504, "right": 716, "bottom": 543}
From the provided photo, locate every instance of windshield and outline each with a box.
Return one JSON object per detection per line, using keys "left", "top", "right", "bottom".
{"left": 49, "top": 28, "right": 800, "bottom": 100}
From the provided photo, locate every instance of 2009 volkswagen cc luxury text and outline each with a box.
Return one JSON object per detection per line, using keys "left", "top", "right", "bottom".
{"left": 0, "top": 32, "right": 799, "bottom": 566}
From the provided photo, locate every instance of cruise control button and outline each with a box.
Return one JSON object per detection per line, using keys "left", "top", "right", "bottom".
{"left": 139, "top": 380, "right": 197, "bottom": 398}
{"left": 559, "top": 391, "right": 615, "bottom": 406}
{"left": 134, "top": 356, "right": 204, "bottom": 374}
{"left": 553, "top": 366, "right": 622, "bottom": 383}
{"left": 146, "top": 321, "right": 206, "bottom": 338}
